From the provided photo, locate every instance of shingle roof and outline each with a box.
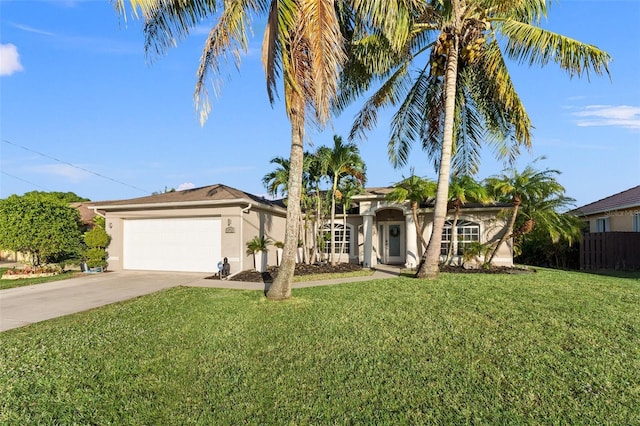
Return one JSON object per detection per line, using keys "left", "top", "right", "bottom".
{"left": 573, "top": 185, "right": 640, "bottom": 216}
{"left": 94, "top": 184, "right": 284, "bottom": 209}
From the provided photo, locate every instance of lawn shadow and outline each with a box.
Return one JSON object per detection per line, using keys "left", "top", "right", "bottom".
{"left": 579, "top": 269, "right": 640, "bottom": 280}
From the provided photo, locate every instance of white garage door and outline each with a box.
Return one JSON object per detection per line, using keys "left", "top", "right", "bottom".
{"left": 123, "top": 218, "right": 221, "bottom": 272}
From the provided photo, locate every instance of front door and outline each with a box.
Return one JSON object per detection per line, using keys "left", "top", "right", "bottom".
{"left": 378, "top": 222, "right": 404, "bottom": 264}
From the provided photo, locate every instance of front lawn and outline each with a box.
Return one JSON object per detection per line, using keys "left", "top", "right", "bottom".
{"left": 0, "top": 267, "right": 84, "bottom": 290}
{"left": 1, "top": 269, "right": 638, "bottom": 424}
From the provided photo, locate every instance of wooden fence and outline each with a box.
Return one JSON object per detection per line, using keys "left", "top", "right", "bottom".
{"left": 580, "top": 232, "right": 640, "bottom": 270}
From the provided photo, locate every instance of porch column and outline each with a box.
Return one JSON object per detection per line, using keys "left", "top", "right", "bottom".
{"left": 405, "top": 213, "right": 418, "bottom": 269}
{"left": 362, "top": 213, "right": 375, "bottom": 268}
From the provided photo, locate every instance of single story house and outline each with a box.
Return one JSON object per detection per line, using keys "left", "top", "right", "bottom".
{"left": 572, "top": 185, "right": 640, "bottom": 270}
{"left": 94, "top": 184, "right": 513, "bottom": 274}
{"left": 572, "top": 185, "right": 640, "bottom": 232}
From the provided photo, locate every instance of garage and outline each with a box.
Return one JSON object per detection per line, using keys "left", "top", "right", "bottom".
{"left": 123, "top": 217, "right": 221, "bottom": 272}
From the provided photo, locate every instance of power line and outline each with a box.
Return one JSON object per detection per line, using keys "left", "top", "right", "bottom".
{"left": 1, "top": 171, "right": 52, "bottom": 192}
{"left": 2, "top": 139, "right": 151, "bottom": 194}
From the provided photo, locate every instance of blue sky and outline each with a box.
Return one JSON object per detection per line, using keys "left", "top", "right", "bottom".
{"left": 1, "top": 0, "right": 639, "bottom": 208}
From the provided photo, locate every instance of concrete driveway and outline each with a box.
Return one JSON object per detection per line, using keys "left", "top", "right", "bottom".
{"left": 0, "top": 271, "right": 208, "bottom": 332}
{"left": 1, "top": 266, "right": 399, "bottom": 332}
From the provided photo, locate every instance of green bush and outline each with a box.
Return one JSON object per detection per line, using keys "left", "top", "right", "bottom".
{"left": 84, "top": 227, "right": 111, "bottom": 269}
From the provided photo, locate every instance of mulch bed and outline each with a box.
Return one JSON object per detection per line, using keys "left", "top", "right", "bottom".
{"left": 206, "top": 262, "right": 364, "bottom": 283}
{"left": 206, "top": 262, "right": 533, "bottom": 283}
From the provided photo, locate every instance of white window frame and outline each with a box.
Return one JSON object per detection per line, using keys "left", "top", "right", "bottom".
{"left": 321, "top": 223, "right": 353, "bottom": 255}
{"left": 596, "top": 217, "right": 610, "bottom": 232}
{"left": 440, "top": 220, "right": 480, "bottom": 256}
{"left": 632, "top": 213, "right": 640, "bottom": 232}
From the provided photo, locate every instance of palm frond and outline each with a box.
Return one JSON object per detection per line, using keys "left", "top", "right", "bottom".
{"left": 500, "top": 19, "right": 611, "bottom": 79}
{"left": 300, "top": 0, "right": 347, "bottom": 124}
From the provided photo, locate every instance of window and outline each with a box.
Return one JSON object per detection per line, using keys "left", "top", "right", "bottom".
{"left": 633, "top": 213, "right": 640, "bottom": 232}
{"left": 322, "top": 223, "right": 351, "bottom": 254}
{"left": 596, "top": 217, "right": 609, "bottom": 232}
{"left": 441, "top": 220, "right": 480, "bottom": 256}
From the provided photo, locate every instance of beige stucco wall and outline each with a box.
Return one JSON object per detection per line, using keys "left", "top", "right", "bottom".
{"left": 583, "top": 207, "right": 640, "bottom": 232}
{"left": 104, "top": 204, "right": 286, "bottom": 274}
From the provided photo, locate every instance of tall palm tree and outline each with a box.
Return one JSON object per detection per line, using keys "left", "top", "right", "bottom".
{"left": 385, "top": 169, "right": 436, "bottom": 269}
{"left": 304, "top": 147, "right": 331, "bottom": 264}
{"left": 339, "top": 0, "right": 611, "bottom": 278}
{"left": 320, "top": 135, "right": 366, "bottom": 265}
{"left": 484, "top": 160, "right": 568, "bottom": 266}
{"left": 445, "top": 174, "right": 490, "bottom": 264}
{"left": 117, "top": 0, "right": 348, "bottom": 299}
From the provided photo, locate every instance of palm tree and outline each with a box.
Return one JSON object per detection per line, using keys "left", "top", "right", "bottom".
{"left": 117, "top": 0, "right": 348, "bottom": 300}
{"left": 320, "top": 135, "right": 366, "bottom": 265}
{"left": 445, "top": 174, "right": 490, "bottom": 264}
{"left": 304, "top": 147, "right": 331, "bottom": 264}
{"left": 262, "top": 156, "right": 291, "bottom": 199}
{"left": 484, "top": 160, "right": 568, "bottom": 266}
{"left": 339, "top": 1, "right": 611, "bottom": 278}
{"left": 336, "top": 176, "right": 363, "bottom": 262}
{"left": 385, "top": 169, "right": 436, "bottom": 263}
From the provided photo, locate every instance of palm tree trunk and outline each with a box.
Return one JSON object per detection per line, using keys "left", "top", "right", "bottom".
{"left": 267, "top": 114, "right": 304, "bottom": 300}
{"left": 487, "top": 200, "right": 520, "bottom": 266}
{"left": 412, "top": 202, "right": 428, "bottom": 251}
{"left": 446, "top": 206, "right": 460, "bottom": 265}
{"left": 416, "top": 19, "right": 461, "bottom": 278}
{"left": 330, "top": 174, "right": 338, "bottom": 265}
{"left": 341, "top": 205, "right": 348, "bottom": 263}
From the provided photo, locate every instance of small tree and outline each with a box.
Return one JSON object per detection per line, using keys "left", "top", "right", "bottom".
{"left": 246, "top": 236, "right": 272, "bottom": 271}
{"left": 0, "top": 193, "right": 83, "bottom": 265}
{"left": 84, "top": 226, "right": 111, "bottom": 269}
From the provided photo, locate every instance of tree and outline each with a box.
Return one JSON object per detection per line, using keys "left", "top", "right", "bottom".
{"left": 24, "top": 191, "right": 89, "bottom": 203}
{"left": 336, "top": 176, "right": 363, "bottom": 262}
{"left": 262, "top": 156, "right": 291, "bottom": 199}
{"left": 385, "top": 169, "right": 436, "bottom": 265}
{"left": 339, "top": 0, "right": 611, "bottom": 278}
{"left": 484, "top": 160, "right": 573, "bottom": 266}
{"left": 84, "top": 226, "right": 111, "bottom": 269}
{"left": 445, "top": 174, "right": 490, "bottom": 264}
{"left": 319, "top": 135, "right": 366, "bottom": 265}
{"left": 117, "top": 0, "right": 349, "bottom": 300}
{"left": 0, "top": 193, "right": 83, "bottom": 265}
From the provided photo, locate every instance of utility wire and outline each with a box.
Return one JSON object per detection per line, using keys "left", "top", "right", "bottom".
{"left": 1, "top": 170, "right": 52, "bottom": 192}
{"left": 2, "top": 139, "right": 151, "bottom": 194}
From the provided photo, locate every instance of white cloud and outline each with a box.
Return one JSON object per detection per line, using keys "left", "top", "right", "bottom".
{"left": 572, "top": 105, "right": 640, "bottom": 130}
{"left": 32, "top": 164, "right": 90, "bottom": 182}
{"left": 177, "top": 182, "right": 196, "bottom": 191}
{"left": 10, "top": 23, "right": 55, "bottom": 36}
{"left": 0, "top": 44, "right": 24, "bottom": 76}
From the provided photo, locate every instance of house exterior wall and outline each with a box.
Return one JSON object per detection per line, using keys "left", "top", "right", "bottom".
{"left": 583, "top": 207, "right": 640, "bottom": 232}
{"left": 104, "top": 204, "right": 286, "bottom": 274}
{"left": 353, "top": 198, "right": 513, "bottom": 268}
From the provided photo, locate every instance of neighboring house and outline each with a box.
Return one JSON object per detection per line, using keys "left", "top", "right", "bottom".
{"left": 572, "top": 185, "right": 640, "bottom": 232}
{"left": 572, "top": 185, "right": 640, "bottom": 270}
{"left": 94, "top": 183, "right": 513, "bottom": 274}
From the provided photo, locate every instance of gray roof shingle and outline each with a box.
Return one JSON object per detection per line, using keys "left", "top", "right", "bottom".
{"left": 573, "top": 185, "right": 640, "bottom": 216}
{"left": 94, "top": 184, "right": 284, "bottom": 209}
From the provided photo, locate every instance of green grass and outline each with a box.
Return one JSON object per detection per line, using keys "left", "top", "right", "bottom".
{"left": 1, "top": 269, "right": 638, "bottom": 424}
{"left": 0, "top": 267, "right": 84, "bottom": 290}
{"left": 293, "top": 268, "right": 374, "bottom": 283}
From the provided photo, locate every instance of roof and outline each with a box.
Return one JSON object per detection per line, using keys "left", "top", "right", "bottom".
{"left": 354, "top": 186, "right": 511, "bottom": 209}
{"left": 70, "top": 202, "right": 97, "bottom": 226}
{"left": 93, "top": 184, "right": 285, "bottom": 210}
{"left": 573, "top": 185, "right": 640, "bottom": 216}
